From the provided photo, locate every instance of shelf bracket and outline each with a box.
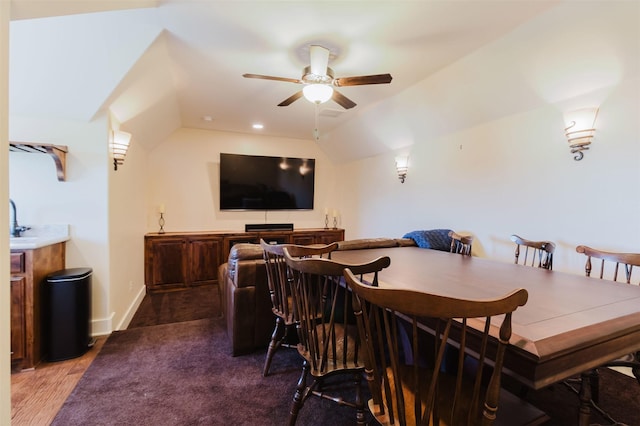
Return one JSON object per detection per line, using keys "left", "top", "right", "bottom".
{"left": 9, "top": 142, "right": 68, "bottom": 181}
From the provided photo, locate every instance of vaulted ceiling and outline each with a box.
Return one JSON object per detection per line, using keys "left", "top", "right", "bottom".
{"left": 9, "top": 0, "right": 559, "bottom": 159}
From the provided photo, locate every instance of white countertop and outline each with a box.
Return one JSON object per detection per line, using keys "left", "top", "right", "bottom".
{"left": 10, "top": 224, "right": 70, "bottom": 250}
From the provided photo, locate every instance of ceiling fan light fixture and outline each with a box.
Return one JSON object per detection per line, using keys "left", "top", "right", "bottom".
{"left": 303, "top": 84, "right": 333, "bottom": 104}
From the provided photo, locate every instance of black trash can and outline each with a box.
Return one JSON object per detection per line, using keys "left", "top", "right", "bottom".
{"left": 43, "top": 268, "right": 94, "bottom": 362}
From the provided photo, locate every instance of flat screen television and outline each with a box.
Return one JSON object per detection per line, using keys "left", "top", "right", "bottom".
{"left": 219, "top": 153, "right": 315, "bottom": 210}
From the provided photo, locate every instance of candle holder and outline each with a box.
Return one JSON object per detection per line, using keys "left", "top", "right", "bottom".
{"left": 158, "top": 212, "right": 165, "bottom": 234}
{"left": 324, "top": 214, "right": 329, "bottom": 229}
{"left": 332, "top": 216, "right": 338, "bottom": 229}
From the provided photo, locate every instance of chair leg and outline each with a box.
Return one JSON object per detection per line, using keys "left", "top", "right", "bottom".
{"left": 578, "top": 371, "right": 593, "bottom": 426}
{"left": 633, "top": 367, "right": 640, "bottom": 385}
{"left": 288, "top": 361, "right": 309, "bottom": 426}
{"left": 354, "top": 372, "right": 366, "bottom": 426}
{"left": 588, "top": 369, "right": 599, "bottom": 404}
{"left": 263, "top": 317, "right": 285, "bottom": 377}
{"left": 633, "top": 351, "right": 640, "bottom": 385}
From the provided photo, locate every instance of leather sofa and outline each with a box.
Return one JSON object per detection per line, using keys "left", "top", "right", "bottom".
{"left": 218, "top": 237, "right": 417, "bottom": 356}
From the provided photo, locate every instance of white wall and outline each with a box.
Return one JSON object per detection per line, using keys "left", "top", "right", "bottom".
{"left": 9, "top": 115, "right": 112, "bottom": 334}
{"left": 146, "top": 128, "right": 339, "bottom": 232}
{"left": 108, "top": 119, "right": 148, "bottom": 331}
{"left": 332, "top": 1, "right": 640, "bottom": 276}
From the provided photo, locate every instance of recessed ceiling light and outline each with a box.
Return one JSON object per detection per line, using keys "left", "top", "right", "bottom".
{"left": 252, "top": 123, "right": 264, "bottom": 129}
{"left": 202, "top": 115, "right": 213, "bottom": 122}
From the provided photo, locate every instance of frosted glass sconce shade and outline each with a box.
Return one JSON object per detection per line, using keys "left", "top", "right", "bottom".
{"left": 564, "top": 108, "right": 598, "bottom": 161}
{"left": 395, "top": 156, "right": 409, "bottom": 183}
{"left": 111, "top": 130, "right": 132, "bottom": 170}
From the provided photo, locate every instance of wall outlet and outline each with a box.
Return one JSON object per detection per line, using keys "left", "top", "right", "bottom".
{"left": 129, "top": 280, "right": 134, "bottom": 291}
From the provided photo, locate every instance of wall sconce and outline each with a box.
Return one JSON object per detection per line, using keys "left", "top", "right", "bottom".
{"left": 111, "top": 130, "right": 132, "bottom": 170}
{"left": 564, "top": 108, "right": 598, "bottom": 161}
{"left": 395, "top": 156, "right": 409, "bottom": 183}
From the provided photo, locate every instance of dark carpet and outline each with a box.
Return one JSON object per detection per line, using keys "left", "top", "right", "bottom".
{"left": 52, "top": 317, "right": 366, "bottom": 425}
{"left": 53, "top": 286, "right": 640, "bottom": 426}
{"left": 127, "top": 285, "right": 220, "bottom": 329}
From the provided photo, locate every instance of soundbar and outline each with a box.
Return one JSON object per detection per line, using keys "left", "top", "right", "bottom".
{"left": 245, "top": 223, "right": 294, "bottom": 232}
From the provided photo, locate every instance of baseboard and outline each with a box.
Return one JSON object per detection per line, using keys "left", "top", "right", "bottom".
{"left": 90, "top": 311, "right": 115, "bottom": 337}
{"left": 114, "top": 285, "right": 146, "bottom": 331}
{"left": 245, "top": 223, "right": 294, "bottom": 232}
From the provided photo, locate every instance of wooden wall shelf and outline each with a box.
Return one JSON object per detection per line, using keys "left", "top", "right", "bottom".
{"left": 9, "top": 141, "right": 68, "bottom": 182}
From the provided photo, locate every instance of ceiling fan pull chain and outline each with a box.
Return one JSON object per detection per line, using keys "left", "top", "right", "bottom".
{"left": 313, "top": 103, "right": 320, "bottom": 142}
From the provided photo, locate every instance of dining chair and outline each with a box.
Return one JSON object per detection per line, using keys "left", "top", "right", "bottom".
{"left": 260, "top": 239, "right": 338, "bottom": 377}
{"left": 448, "top": 231, "right": 473, "bottom": 256}
{"left": 510, "top": 234, "right": 556, "bottom": 270}
{"left": 575, "top": 245, "right": 640, "bottom": 381}
{"left": 576, "top": 245, "right": 640, "bottom": 284}
{"left": 344, "top": 268, "right": 528, "bottom": 426}
{"left": 283, "top": 246, "right": 391, "bottom": 425}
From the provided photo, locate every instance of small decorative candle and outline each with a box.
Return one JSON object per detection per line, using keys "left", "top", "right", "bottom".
{"left": 159, "top": 204, "right": 165, "bottom": 214}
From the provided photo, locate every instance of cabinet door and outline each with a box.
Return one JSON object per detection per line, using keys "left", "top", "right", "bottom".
{"left": 290, "top": 234, "right": 315, "bottom": 245}
{"left": 146, "top": 238, "right": 188, "bottom": 291}
{"left": 316, "top": 230, "right": 344, "bottom": 244}
{"left": 10, "top": 276, "right": 26, "bottom": 363}
{"left": 189, "top": 237, "right": 223, "bottom": 286}
{"left": 257, "top": 231, "right": 291, "bottom": 245}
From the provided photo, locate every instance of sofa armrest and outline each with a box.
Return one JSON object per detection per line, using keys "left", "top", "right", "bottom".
{"left": 221, "top": 243, "right": 274, "bottom": 355}
{"left": 227, "top": 243, "right": 265, "bottom": 289}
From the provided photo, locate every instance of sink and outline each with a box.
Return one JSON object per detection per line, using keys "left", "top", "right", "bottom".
{"left": 10, "top": 237, "right": 42, "bottom": 250}
{"left": 9, "top": 225, "right": 70, "bottom": 249}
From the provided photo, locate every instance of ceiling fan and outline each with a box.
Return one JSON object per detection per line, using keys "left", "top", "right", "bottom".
{"left": 243, "top": 45, "right": 392, "bottom": 109}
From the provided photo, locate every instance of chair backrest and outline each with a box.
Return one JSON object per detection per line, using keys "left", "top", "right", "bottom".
{"left": 510, "top": 234, "right": 556, "bottom": 270}
{"left": 260, "top": 239, "right": 337, "bottom": 322}
{"left": 344, "top": 268, "right": 528, "bottom": 426}
{"left": 448, "top": 231, "right": 473, "bottom": 256}
{"left": 576, "top": 245, "right": 640, "bottom": 284}
{"left": 283, "top": 247, "right": 391, "bottom": 376}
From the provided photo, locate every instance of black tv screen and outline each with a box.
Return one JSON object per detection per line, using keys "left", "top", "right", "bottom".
{"left": 219, "top": 153, "right": 315, "bottom": 210}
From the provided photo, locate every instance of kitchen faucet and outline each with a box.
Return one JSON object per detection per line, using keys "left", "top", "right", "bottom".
{"left": 9, "top": 199, "right": 29, "bottom": 237}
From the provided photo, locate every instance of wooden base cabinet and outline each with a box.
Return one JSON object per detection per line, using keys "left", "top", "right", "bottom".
{"left": 10, "top": 276, "right": 27, "bottom": 364}
{"left": 10, "top": 243, "right": 66, "bottom": 371}
{"left": 145, "top": 235, "right": 224, "bottom": 293}
{"left": 144, "top": 236, "right": 188, "bottom": 292}
{"left": 145, "top": 228, "right": 344, "bottom": 293}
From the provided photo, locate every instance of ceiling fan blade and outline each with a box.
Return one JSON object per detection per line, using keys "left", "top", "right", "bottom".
{"left": 278, "top": 91, "right": 303, "bottom": 107}
{"left": 332, "top": 90, "right": 357, "bottom": 109}
{"left": 243, "top": 73, "right": 302, "bottom": 84}
{"left": 309, "top": 45, "right": 329, "bottom": 76}
{"left": 333, "top": 73, "right": 393, "bottom": 87}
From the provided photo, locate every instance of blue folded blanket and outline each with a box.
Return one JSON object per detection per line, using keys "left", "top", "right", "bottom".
{"left": 403, "top": 229, "right": 453, "bottom": 252}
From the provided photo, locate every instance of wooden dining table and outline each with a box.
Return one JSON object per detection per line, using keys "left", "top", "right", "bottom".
{"left": 331, "top": 246, "right": 640, "bottom": 425}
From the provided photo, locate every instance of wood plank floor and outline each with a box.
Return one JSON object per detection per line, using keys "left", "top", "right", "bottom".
{"left": 11, "top": 336, "right": 107, "bottom": 426}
